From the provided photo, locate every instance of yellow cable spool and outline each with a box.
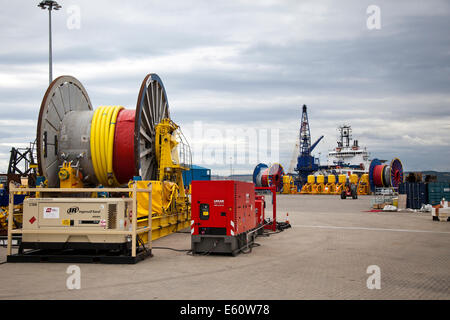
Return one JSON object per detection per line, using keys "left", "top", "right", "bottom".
{"left": 107, "top": 107, "right": 122, "bottom": 184}
{"left": 91, "top": 106, "right": 105, "bottom": 184}
{"left": 90, "top": 105, "right": 124, "bottom": 186}
{"left": 92, "top": 106, "right": 104, "bottom": 184}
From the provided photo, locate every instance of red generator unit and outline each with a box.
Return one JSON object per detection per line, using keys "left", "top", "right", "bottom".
{"left": 191, "top": 180, "right": 260, "bottom": 255}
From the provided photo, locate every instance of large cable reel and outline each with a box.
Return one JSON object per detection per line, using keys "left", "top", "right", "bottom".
{"left": 368, "top": 157, "right": 404, "bottom": 192}
{"left": 37, "top": 74, "right": 170, "bottom": 187}
{"left": 252, "top": 163, "right": 285, "bottom": 192}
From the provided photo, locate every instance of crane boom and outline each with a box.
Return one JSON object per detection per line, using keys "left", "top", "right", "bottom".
{"left": 310, "top": 135, "right": 324, "bottom": 153}
{"left": 294, "top": 105, "right": 323, "bottom": 187}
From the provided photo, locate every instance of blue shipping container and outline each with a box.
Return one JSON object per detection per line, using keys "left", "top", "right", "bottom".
{"left": 427, "top": 182, "right": 450, "bottom": 205}
{"left": 398, "top": 183, "right": 406, "bottom": 194}
{"left": 404, "top": 182, "right": 428, "bottom": 209}
{"left": 182, "top": 165, "right": 211, "bottom": 186}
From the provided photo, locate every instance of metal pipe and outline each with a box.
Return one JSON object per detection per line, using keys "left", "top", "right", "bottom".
{"left": 48, "top": 7, "right": 52, "bottom": 84}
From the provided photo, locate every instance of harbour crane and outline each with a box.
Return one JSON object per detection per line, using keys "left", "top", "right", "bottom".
{"left": 293, "top": 105, "right": 324, "bottom": 188}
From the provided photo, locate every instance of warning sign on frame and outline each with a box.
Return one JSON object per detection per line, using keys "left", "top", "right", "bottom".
{"left": 43, "top": 207, "right": 60, "bottom": 219}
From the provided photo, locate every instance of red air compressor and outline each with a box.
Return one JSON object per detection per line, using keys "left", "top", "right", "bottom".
{"left": 191, "top": 180, "right": 261, "bottom": 256}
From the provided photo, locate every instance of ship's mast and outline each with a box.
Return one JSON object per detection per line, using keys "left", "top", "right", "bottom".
{"left": 338, "top": 125, "right": 352, "bottom": 148}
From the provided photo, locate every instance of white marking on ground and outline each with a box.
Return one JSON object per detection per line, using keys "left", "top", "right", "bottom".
{"left": 292, "top": 225, "right": 450, "bottom": 235}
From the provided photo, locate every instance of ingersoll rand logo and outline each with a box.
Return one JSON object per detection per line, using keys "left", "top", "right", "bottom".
{"left": 214, "top": 200, "right": 224, "bottom": 206}
{"left": 67, "top": 207, "right": 80, "bottom": 214}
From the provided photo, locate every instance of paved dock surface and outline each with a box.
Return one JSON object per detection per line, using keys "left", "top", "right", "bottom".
{"left": 1, "top": 195, "right": 449, "bottom": 299}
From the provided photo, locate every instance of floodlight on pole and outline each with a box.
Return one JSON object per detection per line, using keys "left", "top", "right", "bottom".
{"left": 38, "top": 1, "right": 61, "bottom": 85}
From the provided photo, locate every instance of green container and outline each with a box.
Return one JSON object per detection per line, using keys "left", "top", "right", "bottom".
{"left": 428, "top": 182, "right": 450, "bottom": 205}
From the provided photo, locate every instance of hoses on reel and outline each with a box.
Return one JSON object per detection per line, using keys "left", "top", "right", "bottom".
{"left": 90, "top": 105, "right": 124, "bottom": 186}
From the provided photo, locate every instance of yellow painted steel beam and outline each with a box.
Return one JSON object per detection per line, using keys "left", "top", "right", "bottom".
{"left": 138, "top": 212, "right": 190, "bottom": 242}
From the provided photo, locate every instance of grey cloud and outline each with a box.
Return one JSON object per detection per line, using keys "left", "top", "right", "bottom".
{"left": 0, "top": 0, "right": 449, "bottom": 174}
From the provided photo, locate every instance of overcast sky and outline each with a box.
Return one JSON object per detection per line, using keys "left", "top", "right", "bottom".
{"left": 1, "top": 0, "right": 449, "bottom": 176}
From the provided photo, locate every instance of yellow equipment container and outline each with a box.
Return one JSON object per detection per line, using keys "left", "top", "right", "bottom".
{"left": 316, "top": 175, "right": 325, "bottom": 184}
{"left": 282, "top": 175, "right": 296, "bottom": 194}
{"left": 300, "top": 175, "right": 315, "bottom": 194}
{"left": 357, "top": 173, "right": 370, "bottom": 195}
{"left": 336, "top": 174, "right": 347, "bottom": 194}
{"left": 328, "top": 175, "right": 336, "bottom": 184}
{"left": 324, "top": 175, "right": 337, "bottom": 194}
{"left": 393, "top": 197, "right": 398, "bottom": 207}
{"left": 349, "top": 174, "right": 358, "bottom": 185}
{"left": 313, "top": 175, "right": 325, "bottom": 194}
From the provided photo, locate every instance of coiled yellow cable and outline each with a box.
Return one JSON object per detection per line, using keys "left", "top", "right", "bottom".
{"left": 90, "top": 105, "right": 124, "bottom": 186}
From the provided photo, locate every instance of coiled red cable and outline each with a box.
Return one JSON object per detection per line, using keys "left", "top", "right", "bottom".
{"left": 112, "top": 109, "right": 136, "bottom": 184}
{"left": 373, "top": 165, "right": 385, "bottom": 187}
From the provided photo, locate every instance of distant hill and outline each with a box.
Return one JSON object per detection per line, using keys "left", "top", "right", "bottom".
{"left": 408, "top": 171, "right": 450, "bottom": 183}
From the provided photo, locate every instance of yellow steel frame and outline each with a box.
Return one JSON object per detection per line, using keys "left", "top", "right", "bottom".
{"left": 324, "top": 182, "right": 337, "bottom": 194}
{"left": 133, "top": 118, "right": 191, "bottom": 242}
{"left": 336, "top": 182, "right": 345, "bottom": 194}
{"left": 300, "top": 183, "right": 313, "bottom": 194}
{"left": 155, "top": 120, "right": 188, "bottom": 190}
{"left": 312, "top": 182, "right": 324, "bottom": 194}
{"left": 155, "top": 118, "right": 190, "bottom": 210}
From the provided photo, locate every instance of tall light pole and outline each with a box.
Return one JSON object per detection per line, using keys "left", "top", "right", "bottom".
{"left": 230, "top": 156, "right": 233, "bottom": 179}
{"left": 38, "top": 1, "right": 61, "bottom": 85}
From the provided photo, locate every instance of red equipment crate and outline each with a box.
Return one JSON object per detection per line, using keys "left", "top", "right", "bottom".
{"left": 191, "top": 180, "right": 257, "bottom": 236}
{"left": 255, "top": 195, "right": 265, "bottom": 227}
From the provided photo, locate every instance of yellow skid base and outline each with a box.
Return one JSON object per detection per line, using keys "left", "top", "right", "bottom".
{"left": 323, "top": 183, "right": 336, "bottom": 194}
{"left": 138, "top": 212, "right": 190, "bottom": 243}
{"left": 312, "top": 183, "right": 325, "bottom": 194}
{"left": 300, "top": 183, "right": 313, "bottom": 194}
{"left": 335, "top": 183, "right": 345, "bottom": 195}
